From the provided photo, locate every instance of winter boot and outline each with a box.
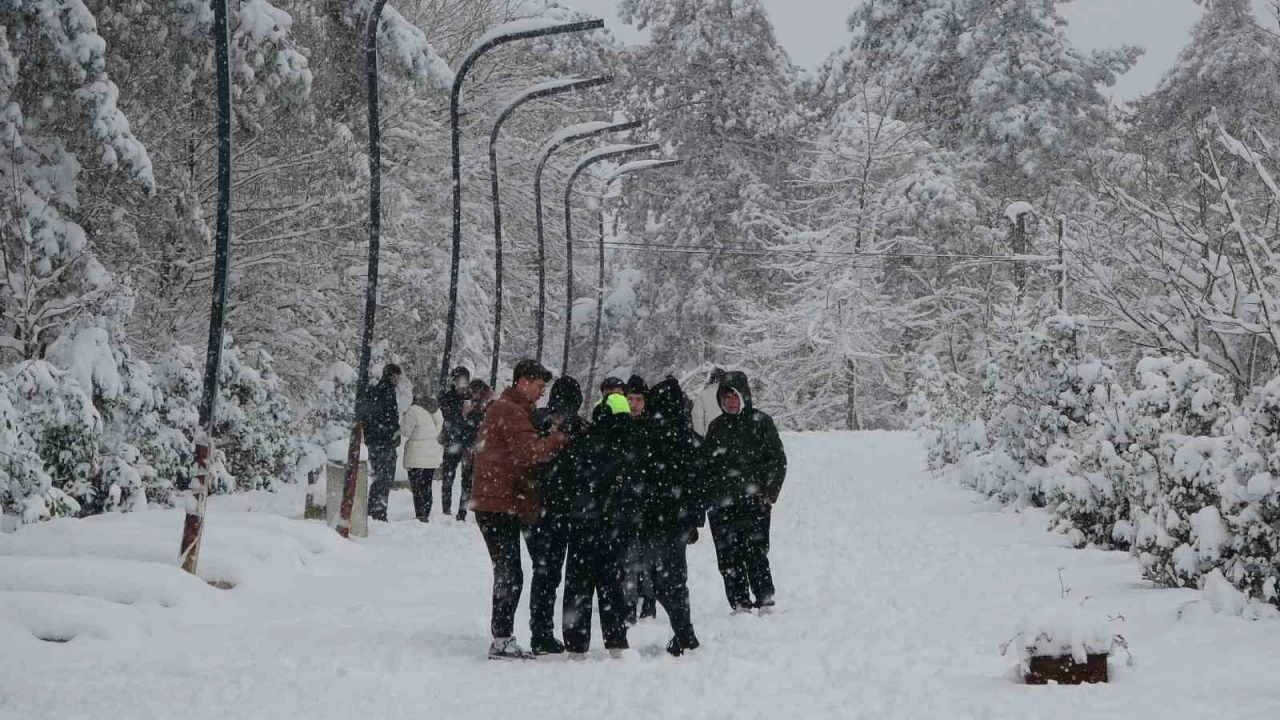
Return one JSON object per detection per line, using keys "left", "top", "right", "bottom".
{"left": 666, "top": 633, "right": 701, "bottom": 657}
{"left": 456, "top": 510, "right": 467, "bottom": 522}
{"left": 640, "top": 598, "right": 657, "bottom": 620}
{"left": 608, "top": 648, "right": 627, "bottom": 659}
{"left": 730, "top": 604, "right": 754, "bottom": 615}
{"left": 567, "top": 651, "right": 588, "bottom": 662}
{"left": 756, "top": 597, "right": 776, "bottom": 615}
{"left": 531, "top": 636, "right": 565, "bottom": 656}
{"left": 487, "top": 637, "right": 535, "bottom": 661}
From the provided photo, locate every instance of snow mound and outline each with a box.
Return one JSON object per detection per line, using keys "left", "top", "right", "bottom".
{"left": 1010, "top": 600, "right": 1115, "bottom": 666}
{"left": 0, "top": 555, "right": 220, "bottom": 608}
{"left": 1203, "top": 569, "right": 1247, "bottom": 616}
{"left": 0, "top": 590, "right": 153, "bottom": 648}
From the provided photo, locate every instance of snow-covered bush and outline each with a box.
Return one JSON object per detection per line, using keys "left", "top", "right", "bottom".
{"left": 960, "top": 316, "right": 1110, "bottom": 507}
{"left": 0, "top": 381, "right": 69, "bottom": 522}
{"left": 909, "top": 354, "right": 982, "bottom": 469}
{"left": 1127, "top": 358, "right": 1238, "bottom": 589}
{"left": 1218, "top": 379, "right": 1280, "bottom": 604}
{"left": 2, "top": 361, "right": 100, "bottom": 517}
{"left": 211, "top": 342, "right": 299, "bottom": 492}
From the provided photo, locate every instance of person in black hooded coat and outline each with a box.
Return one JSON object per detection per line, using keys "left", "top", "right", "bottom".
{"left": 520, "top": 376, "right": 588, "bottom": 655}
{"left": 703, "top": 370, "right": 787, "bottom": 612}
{"left": 631, "top": 376, "right": 704, "bottom": 655}
{"left": 559, "top": 394, "right": 639, "bottom": 657}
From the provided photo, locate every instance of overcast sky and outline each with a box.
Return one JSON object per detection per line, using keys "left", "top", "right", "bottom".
{"left": 568, "top": 0, "right": 1277, "bottom": 103}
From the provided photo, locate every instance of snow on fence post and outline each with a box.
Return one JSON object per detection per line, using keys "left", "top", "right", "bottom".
{"left": 180, "top": 0, "right": 233, "bottom": 575}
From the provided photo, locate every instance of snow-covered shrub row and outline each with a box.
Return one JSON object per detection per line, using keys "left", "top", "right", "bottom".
{"left": 914, "top": 315, "right": 1280, "bottom": 607}
{"left": 0, "top": 322, "right": 301, "bottom": 524}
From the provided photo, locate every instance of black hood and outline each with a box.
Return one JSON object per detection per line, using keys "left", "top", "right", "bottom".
{"left": 647, "top": 377, "right": 687, "bottom": 424}
{"left": 548, "top": 376, "right": 583, "bottom": 416}
{"left": 717, "top": 370, "right": 753, "bottom": 412}
{"left": 626, "top": 374, "right": 648, "bottom": 396}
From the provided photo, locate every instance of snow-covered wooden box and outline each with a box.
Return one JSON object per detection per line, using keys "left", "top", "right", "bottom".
{"left": 1008, "top": 601, "right": 1114, "bottom": 685}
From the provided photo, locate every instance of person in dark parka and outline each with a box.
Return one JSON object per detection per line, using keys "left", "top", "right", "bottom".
{"left": 362, "top": 363, "right": 403, "bottom": 522}
{"left": 704, "top": 370, "right": 787, "bottom": 612}
{"left": 455, "top": 379, "right": 491, "bottom": 522}
{"left": 436, "top": 366, "right": 472, "bottom": 516}
{"left": 633, "top": 376, "right": 704, "bottom": 656}
{"left": 560, "top": 394, "right": 639, "bottom": 658}
{"left": 522, "top": 376, "right": 589, "bottom": 655}
{"left": 622, "top": 373, "right": 656, "bottom": 622}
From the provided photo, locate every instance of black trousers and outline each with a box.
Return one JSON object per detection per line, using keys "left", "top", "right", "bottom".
{"left": 636, "top": 531, "right": 697, "bottom": 641}
{"left": 366, "top": 444, "right": 398, "bottom": 521}
{"left": 476, "top": 511, "right": 523, "bottom": 639}
{"left": 457, "top": 450, "right": 475, "bottom": 516}
{"left": 562, "top": 522, "right": 629, "bottom": 653}
{"left": 522, "top": 514, "right": 569, "bottom": 641}
{"left": 436, "top": 448, "right": 464, "bottom": 515}
{"left": 624, "top": 539, "right": 655, "bottom": 612}
{"left": 406, "top": 468, "right": 436, "bottom": 520}
{"left": 710, "top": 501, "right": 775, "bottom": 609}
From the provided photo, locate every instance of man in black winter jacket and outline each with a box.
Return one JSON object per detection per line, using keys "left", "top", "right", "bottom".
{"left": 436, "top": 366, "right": 472, "bottom": 516}
{"left": 632, "top": 377, "right": 704, "bottom": 655}
{"left": 560, "top": 394, "right": 638, "bottom": 658}
{"left": 522, "top": 376, "right": 588, "bottom": 655}
{"left": 362, "top": 364, "right": 404, "bottom": 522}
{"left": 704, "top": 370, "right": 787, "bottom": 612}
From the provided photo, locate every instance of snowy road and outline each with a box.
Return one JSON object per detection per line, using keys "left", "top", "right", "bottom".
{"left": 2, "top": 432, "right": 1278, "bottom": 719}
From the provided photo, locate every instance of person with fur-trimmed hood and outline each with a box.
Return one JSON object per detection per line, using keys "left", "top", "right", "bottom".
{"left": 632, "top": 376, "right": 704, "bottom": 655}
{"left": 703, "top": 370, "right": 787, "bottom": 613}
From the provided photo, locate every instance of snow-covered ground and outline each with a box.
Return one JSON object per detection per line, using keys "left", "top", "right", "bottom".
{"left": 2, "top": 432, "right": 1278, "bottom": 719}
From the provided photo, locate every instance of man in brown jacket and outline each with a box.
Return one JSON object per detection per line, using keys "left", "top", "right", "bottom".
{"left": 471, "top": 358, "right": 569, "bottom": 660}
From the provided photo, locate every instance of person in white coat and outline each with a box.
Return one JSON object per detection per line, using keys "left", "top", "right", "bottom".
{"left": 401, "top": 393, "right": 445, "bottom": 522}
{"left": 691, "top": 368, "right": 725, "bottom": 438}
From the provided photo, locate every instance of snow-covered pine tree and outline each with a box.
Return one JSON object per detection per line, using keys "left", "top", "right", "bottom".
{"left": 0, "top": 2, "right": 153, "bottom": 364}
{"left": 612, "top": 0, "right": 799, "bottom": 377}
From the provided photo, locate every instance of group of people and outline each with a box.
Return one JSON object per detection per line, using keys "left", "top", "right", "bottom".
{"left": 360, "top": 364, "right": 493, "bottom": 523}
{"left": 358, "top": 359, "right": 787, "bottom": 660}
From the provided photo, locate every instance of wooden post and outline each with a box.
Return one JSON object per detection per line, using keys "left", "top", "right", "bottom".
{"left": 179, "top": 436, "right": 210, "bottom": 574}
{"left": 845, "top": 358, "right": 861, "bottom": 431}
{"left": 1013, "top": 213, "right": 1027, "bottom": 299}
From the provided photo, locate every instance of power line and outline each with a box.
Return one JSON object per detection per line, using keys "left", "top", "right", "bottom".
{"left": 576, "top": 240, "right": 1055, "bottom": 263}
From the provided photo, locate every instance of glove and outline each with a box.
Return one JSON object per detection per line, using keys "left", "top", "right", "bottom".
{"left": 686, "top": 528, "right": 699, "bottom": 545}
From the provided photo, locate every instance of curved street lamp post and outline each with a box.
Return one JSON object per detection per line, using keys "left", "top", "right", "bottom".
{"left": 586, "top": 159, "right": 682, "bottom": 395}
{"left": 532, "top": 118, "right": 641, "bottom": 365}
{"left": 487, "top": 75, "right": 613, "bottom": 387}
{"left": 440, "top": 17, "right": 604, "bottom": 391}
{"left": 561, "top": 143, "right": 659, "bottom": 375}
